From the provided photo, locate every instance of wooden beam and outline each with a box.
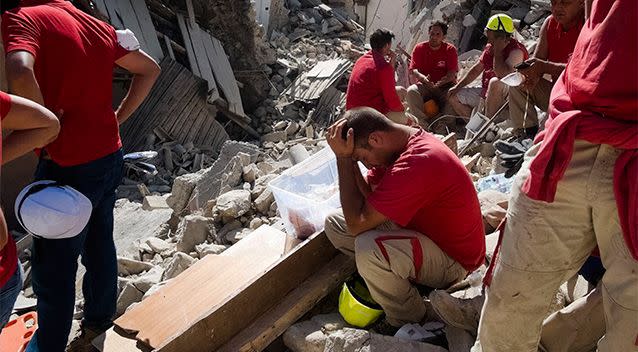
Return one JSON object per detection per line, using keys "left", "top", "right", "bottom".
{"left": 219, "top": 254, "right": 355, "bottom": 352}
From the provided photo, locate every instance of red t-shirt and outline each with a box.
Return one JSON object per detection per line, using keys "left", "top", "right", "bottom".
{"left": 346, "top": 50, "right": 404, "bottom": 114}
{"left": 546, "top": 15, "right": 583, "bottom": 80}
{"left": 409, "top": 41, "right": 459, "bottom": 84}
{"left": 0, "top": 92, "right": 18, "bottom": 288}
{"left": 2, "top": 0, "right": 131, "bottom": 166}
{"left": 479, "top": 39, "right": 529, "bottom": 97}
{"left": 366, "top": 130, "right": 485, "bottom": 271}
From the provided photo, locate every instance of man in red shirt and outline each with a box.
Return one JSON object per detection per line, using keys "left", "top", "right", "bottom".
{"left": 0, "top": 91, "right": 59, "bottom": 331}
{"left": 507, "top": 0, "right": 584, "bottom": 137}
{"left": 324, "top": 107, "right": 485, "bottom": 331}
{"left": 346, "top": 29, "right": 413, "bottom": 125}
{"left": 473, "top": 0, "right": 638, "bottom": 350}
{"left": 2, "top": 1, "right": 160, "bottom": 350}
{"left": 406, "top": 21, "right": 459, "bottom": 123}
{"left": 448, "top": 14, "right": 528, "bottom": 118}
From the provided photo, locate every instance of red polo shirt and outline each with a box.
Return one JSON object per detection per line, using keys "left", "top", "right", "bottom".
{"left": 479, "top": 39, "right": 529, "bottom": 97}
{"left": 409, "top": 41, "right": 458, "bottom": 84}
{"left": 346, "top": 50, "right": 404, "bottom": 114}
{"left": 0, "top": 92, "right": 18, "bottom": 289}
{"left": 2, "top": 0, "right": 131, "bottom": 166}
{"left": 546, "top": 15, "right": 583, "bottom": 80}
{"left": 366, "top": 130, "right": 485, "bottom": 271}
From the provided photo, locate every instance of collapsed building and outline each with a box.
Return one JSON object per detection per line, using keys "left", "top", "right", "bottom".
{"left": 1, "top": 0, "right": 568, "bottom": 351}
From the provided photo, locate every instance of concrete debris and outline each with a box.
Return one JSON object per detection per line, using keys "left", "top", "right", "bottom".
{"left": 175, "top": 215, "right": 216, "bottom": 253}
{"left": 162, "top": 252, "right": 198, "bottom": 281}
{"left": 214, "top": 190, "right": 252, "bottom": 219}
{"left": 195, "top": 243, "right": 228, "bottom": 258}
{"left": 225, "top": 227, "right": 253, "bottom": 244}
{"left": 117, "top": 282, "right": 144, "bottom": 316}
{"left": 142, "top": 195, "right": 170, "bottom": 210}
{"left": 145, "top": 237, "right": 175, "bottom": 257}
{"left": 117, "top": 257, "right": 155, "bottom": 276}
{"left": 131, "top": 266, "right": 164, "bottom": 294}
{"left": 113, "top": 199, "right": 173, "bottom": 258}
{"left": 254, "top": 188, "right": 275, "bottom": 214}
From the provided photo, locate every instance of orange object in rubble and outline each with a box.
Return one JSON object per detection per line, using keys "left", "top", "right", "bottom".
{"left": 0, "top": 312, "right": 38, "bottom": 352}
{"left": 423, "top": 99, "right": 440, "bottom": 118}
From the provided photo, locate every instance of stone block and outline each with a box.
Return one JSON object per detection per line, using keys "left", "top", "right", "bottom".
{"left": 175, "top": 215, "right": 216, "bottom": 253}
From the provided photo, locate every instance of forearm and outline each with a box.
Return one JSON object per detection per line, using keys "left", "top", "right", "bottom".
{"left": 2, "top": 128, "right": 55, "bottom": 164}
{"left": 337, "top": 157, "right": 366, "bottom": 233}
{"left": 438, "top": 71, "right": 457, "bottom": 86}
{"left": 493, "top": 53, "right": 513, "bottom": 78}
{"left": 7, "top": 69, "right": 44, "bottom": 105}
{"left": 352, "top": 162, "right": 372, "bottom": 198}
{"left": 116, "top": 72, "right": 159, "bottom": 124}
{"left": 456, "top": 65, "right": 481, "bottom": 88}
{"left": 536, "top": 59, "right": 566, "bottom": 78}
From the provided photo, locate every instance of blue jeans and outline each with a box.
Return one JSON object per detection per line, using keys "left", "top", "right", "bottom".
{"left": 26, "top": 150, "right": 123, "bottom": 352}
{"left": 0, "top": 261, "right": 23, "bottom": 331}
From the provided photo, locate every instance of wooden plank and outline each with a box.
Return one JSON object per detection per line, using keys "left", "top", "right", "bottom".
{"left": 219, "top": 254, "right": 355, "bottom": 352}
{"left": 200, "top": 32, "right": 224, "bottom": 103}
{"left": 185, "top": 0, "right": 196, "bottom": 26}
{"left": 204, "top": 35, "right": 245, "bottom": 116}
{"left": 112, "top": 229, "right": 338, "bottom": 352}
{"left": 93, "top": 0, "right": 109, "bottom": 20}
{"left": 129, "top": 0, "right": 164, "bottom": 61}
{"left": 176, "top": 13, "right": 200, "bottom": 76}
{"left": 93, "top": 327, "right": 148, "bottom": 352}
{"left": 188, "top": 22, "right": 217, "bottom": 94}
{"left": 163, "top": 34, "right": 175, "bottom": 60}
{"left": 113, "top": 0, "right": 144, "bottom": 42}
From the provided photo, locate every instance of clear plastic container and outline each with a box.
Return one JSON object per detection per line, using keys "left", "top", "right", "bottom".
{"left": 268, "top": 147, "right": 347, "bottom": 239}
{"left": 475, "top": 173, "right": 515, "bottom": 194}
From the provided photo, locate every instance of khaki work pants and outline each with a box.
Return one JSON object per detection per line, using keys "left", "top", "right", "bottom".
{"left": 508, "top": 78, "right": 553, "bottom": 129}
{"left": 540, "top": 284, "right": 605, "bottom": 352}
{"left": 405, "top": 83, "right": 453, "bottom": 124}
{"left": 473, "top": 140, "right": 638, "bottom": 352}
{"left": 324, "top": 210, "right": 467, "bottom": 327}
{"left": 385, "top": 110, "right": 417, "bottom": 126}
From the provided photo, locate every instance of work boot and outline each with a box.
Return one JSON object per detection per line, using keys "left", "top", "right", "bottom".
{"left": 67, "top": 325, "right": 106, "bottom": 352}
{"left": 428, "top": 290, "right": 484, "bottom": 334}
{"left": 370, "top": 318, "right": 401, "bottom": 336}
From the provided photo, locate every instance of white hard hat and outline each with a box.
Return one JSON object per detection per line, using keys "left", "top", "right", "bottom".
{"left": 15, "top": 181, "right": 93, "bottom": 239}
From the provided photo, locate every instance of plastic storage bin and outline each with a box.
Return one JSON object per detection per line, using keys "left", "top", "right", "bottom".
{"left": 268, "top": 147, "right": 345, "bottom": 239}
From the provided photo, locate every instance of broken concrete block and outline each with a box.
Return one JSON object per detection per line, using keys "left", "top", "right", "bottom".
{"left": 142, "top": 195, "right": 170, "bottom": 211}
{"left": 261, "top": 131, "right": 287, "bottom": 143}
{"left": 166, "top": 171, "right": 203, "bottom": 213}
{"left": 131, "top": 266, "right": 164, "bottom": 293}
{"left": 289, "top": 144, "right": 311, "bottom": 165}
{"left": 249, "top": 217, "right": 264, "bottom": 230}
{"left": 463, "top": 14, "right": 477, "bottom": 27}
{"left": 162, "top": 252, "right": 197, "bottom": 280}
{"left": 225, "top": 228, "right": 252, "bottom": 244}
{"left": 215, "top": 189, "right": 252, "bottom": 218}
{"left": 256, "top": 161, "right": 276, "bottom": 175}
{"left": 242, "top": 164, "right": 259, "bottom": 184}
{"left": 145, "top": 237, "right": 174, "bottom": 256}
{"left": 176, "top": 215, "right": 216, "bottom": 253}
{"left": 252, "top": 174, "right": 278, "bottom": 199}
{"left": 285, "top": 121, "right": 300, "bottom": 136}
{"left": 274, "top": 120, "right": 288, "bottom": 130}
{"left": 143, "top": 281, "right": 168, "bottom": 301}
{"left": 283, "top": 320, "right": 326, "bottom": 352}
{"left": 324, "top": 328, "right": 448, "bottom": 352}
{"left": 195, "top": 243, "right": 228, "bottom": 258}
{"left": 236, "top": 152, "right": 253, "bottom": 167}
{"left": 117, "top": 282, "right": 144, "bottom": 315}
{"left": 305, "top": 125, "right": 315, "bottom": 139}
{"left": 255, "top": 188, "right": 275, "bottom": 214}
{"left": 114, "top": 200, "right": 173, "bottom": 258}
{"left": 310, "top": 313, "right": 347, "bottom": 332}
{"left": 117, "top": 257, "right": 154, "bottom": 276}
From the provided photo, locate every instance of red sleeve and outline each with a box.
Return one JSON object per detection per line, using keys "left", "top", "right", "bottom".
{"left": 447, "top": 45, "right": 459, "bottom": 72}
{"left": 379, "top": 65, "right": 404, "bottom": 112}
{"left": 0, "top": 92, "right": 11, "bottom": 120}
{"left": 409, "top": 44, "right": 422, "bottom": 71}
{"left": 367, "top": 157, "right": 433, "bottom": 226}
{"left": 479, "top": 45, "right": 491, "bottom": 66}
{"left": 366, "top": 167, "right": 386, "bottom": 186}
{"left": 2, "top": 11, "right": 40, "bottom": 58}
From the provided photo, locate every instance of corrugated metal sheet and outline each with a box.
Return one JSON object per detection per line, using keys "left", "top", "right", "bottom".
{"left": 282, "top": 59, "right": 352, "bottom": 101}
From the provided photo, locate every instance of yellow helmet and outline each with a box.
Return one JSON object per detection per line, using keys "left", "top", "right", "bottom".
{"left": 486, "top": 14, "right": 515, "bottom": 34}
{"left": 338, "top": 277, "right": 384, "bottom": 328}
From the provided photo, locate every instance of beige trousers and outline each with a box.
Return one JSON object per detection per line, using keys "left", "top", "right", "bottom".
{"left": 324, "top": 210, "right": 467, "bottom": 326}
{"left": 385, "top": 110, "right": 417, "bottom": 126}
{"left": 473, "top": 140, "right": 638, "bottom": 352}
{"left": 508, "top": 78, "right": 553, "bottom": 129}
{"left": 540, "top": 284, "right": 605, "bottom": 352}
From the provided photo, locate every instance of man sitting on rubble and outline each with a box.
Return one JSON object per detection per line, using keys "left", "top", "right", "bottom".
{"left": 405, "top": 21, "right": 459, "bottom": 124}
{"left": 324, "top": 107, "right": 485, "bottom": 333}
{"left": 3, "top": 0, "right": 160, "bottom": 350}
{"left": 448, "top": 14, "right": 528, "bottom": 119}
{"left": 473, "top": 0, "right": 637, "bottom": 350}
{"left": 346, "top": 29, "right": 414, "bottom": 125}
{"left": 506, "top": 0, "right": 584, "bottom": 138}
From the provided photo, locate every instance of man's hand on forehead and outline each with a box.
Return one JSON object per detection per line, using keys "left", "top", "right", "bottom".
{"left": 327, "top": 118, "right": 354, "bottom": 158}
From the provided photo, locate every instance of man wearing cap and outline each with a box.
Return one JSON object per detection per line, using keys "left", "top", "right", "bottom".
{"left": 473, "top": 0, "right": 638, "bottom": 350}
{"left": 448, "top": 14, "right": 528, "bottom": 119}
{"left": 405, "top": 21, "right": 459, "bottom": 124}
{"left": 507, "top": 0, "right": 584, "bottom": 138}
{"left": 324, "top": 107, "right": 485, "bottom": 332}
{"left": 0, "top": 91, "right": 59, "bottom": 331}
{"left": 2, "top": 0, "right": 160, "bottom": 350}
{"left": 346, "top": 28, "right": 414, "bottom": 125}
